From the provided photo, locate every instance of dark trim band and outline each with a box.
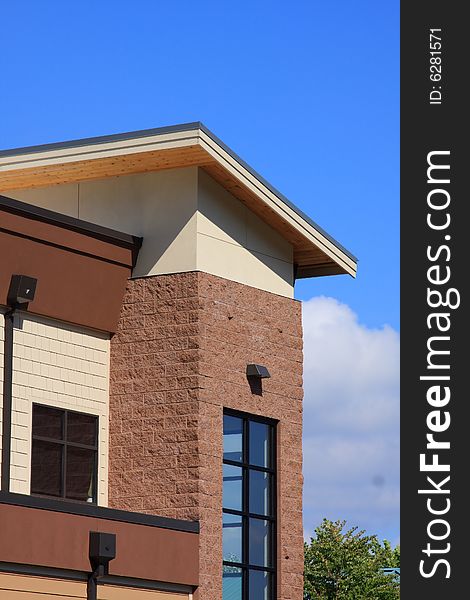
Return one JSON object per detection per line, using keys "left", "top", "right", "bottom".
{"left": 100, "top": 575, "right": 194, "bottom": 594}
{"left": 0, "top": 226, "right": 136, "bottom": 270}
{"left": 0, "top": 491, "right": 199, "bottom": 534}
{"left": 0, "top": 194, "right": 142, "bottom": 257}
{"left": 0, "top": 562, "right": 195, "bottom": 594}
{"left": 0, "top": 562, "right": 87, "bottom": 582}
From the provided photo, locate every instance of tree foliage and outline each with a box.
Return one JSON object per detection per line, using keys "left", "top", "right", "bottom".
{"left": 304, "top": 519, "right": 400, "bottom": 599}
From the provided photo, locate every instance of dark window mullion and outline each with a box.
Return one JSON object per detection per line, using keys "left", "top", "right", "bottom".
{"left": 245, "top": 417, "right": 250, "bottom": 600}
{"left": 243, "top": 416, "right": 248, "bottom": 466}
{"left": 223, "top": 410, "right": 276, "bottom": 600}
{"left": 223, "top": 458, "right": 274, "bottom": 474}
{"left": 62, "top": 411, "right": 67, "bottom": 498}
{"left": 223, "top": 508, "right": 244, "bottom": 517}
{"left": 32, "top": 435, "right": 66, "bottom": 445}
{"left": 224, "top": 508, "right": 275, "bottom": 522}
{"left": 222, "top": 561, "right": 275, "bottom": 573}
{"left": 248, "top": 512, "right": 275, "bottom": 522}
{"left": 247, "top": 564, "right": 276, "bottom": 573}
{"left": 224, "top": 408, "right": 277, "bottom": 428}
{"left": 31, "top": 405, "right": 98, "bottom": 505}
{"left": 271, "top": 424, "right": 277, "bottom": 599}
{"left": 67, "top": 440, "right": 98, "bottom": 451}
{"left": 242, "top": 563, "right": 248, "bottom": 600}
{"left": 32, "top": 435, "right": 97, "bottom": 452}
{"left": 93, "top": 443, "right": 98, "bottom": 503}
{"left": 243, "top": 467, "right": 249, "bottom": 600}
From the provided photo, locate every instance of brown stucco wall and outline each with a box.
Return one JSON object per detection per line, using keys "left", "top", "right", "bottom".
{"left": 109, "top": 272, "right": 304, "bottom": 600}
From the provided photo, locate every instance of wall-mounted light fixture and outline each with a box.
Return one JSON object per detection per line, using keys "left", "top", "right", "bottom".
{"left": 7, "top": 274, "right": 37, "bottom": 308}
{"left": 246, "top": 363, "right": 271, "bottom": 379}
{"left": 88, "top": 531, "right": 116, "bottom": 600}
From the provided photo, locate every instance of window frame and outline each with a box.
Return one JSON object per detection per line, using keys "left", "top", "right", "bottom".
{"left": 30, "top": 403, "right": 99, "bottom": 504}
{"left": 222, "top": 408, "right": 277, "bottom": 600}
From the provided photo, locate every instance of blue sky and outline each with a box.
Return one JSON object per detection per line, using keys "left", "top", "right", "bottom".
{"left": 1, "top": 1, "right": 399, "bottom": 542}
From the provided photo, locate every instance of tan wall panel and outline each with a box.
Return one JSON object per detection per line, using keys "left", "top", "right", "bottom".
{"left": 8, "top": 313, "right": 109, "bottom": 504}
{"left": 5, "top": 168, "right": 199, "bottom": 280}
{"left": 0, "top": 575, "right": 188, "bottom": 600}
{"left": 196, "top": 233, "right": 293, "bottom": 298}
{"left": 4, "top": 183, "right": 80, "bottom": 217}
{"left": 4, "top": 167, "right": 294, "bottom": 297}
{"left": 79, "top": 169, "right": 199, "bottom": 278}
{"left": 245, "top": 207, "right": 294, "bottom": 261}
{"left": 0, "top": 573, "right": 86, "bottom": 598}
{"left": 98, "top": 586, "right": 189, "bottom": 600}
{"left": 197, "top": 169, "right": 247, "bottom": 246}
{"left": 198, "top": 169, "right": 293, "bottom": 262}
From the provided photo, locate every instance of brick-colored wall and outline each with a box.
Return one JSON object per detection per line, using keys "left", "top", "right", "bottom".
{"left": 109, "top": 272, "right": 304, "bottom": 600}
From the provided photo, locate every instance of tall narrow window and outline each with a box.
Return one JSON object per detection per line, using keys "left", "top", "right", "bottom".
{"left": 223, "top": 410, "right": 276, "bottom": 600}
{"left": 31, "top": 404, "right": 98, "bottom": 503}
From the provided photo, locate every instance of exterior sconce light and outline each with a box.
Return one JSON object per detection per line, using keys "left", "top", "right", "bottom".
{"left": 88, "top": 531, "right": 116, "bottom": 600}
{"left": 246, "top": 364, "right": 271, "bottom": 379}
{"left": 7, "top": 274, "right": 37, "bottom": 309}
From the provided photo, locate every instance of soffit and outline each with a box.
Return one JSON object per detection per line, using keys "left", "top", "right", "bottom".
{"left": 0, "top": 123, "right": 357, "bottom": 278}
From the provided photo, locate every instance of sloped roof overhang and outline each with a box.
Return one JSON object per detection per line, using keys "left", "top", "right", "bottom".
{"left": 0, "top": 123, "right": 357, "bottom": 279}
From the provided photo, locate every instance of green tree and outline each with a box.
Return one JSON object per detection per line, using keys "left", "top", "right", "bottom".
{"left": 375, "top": 539, "right": 400, "bottom": 570}
{"left": 304, "top": 519, "right": 400, "bottom": 599}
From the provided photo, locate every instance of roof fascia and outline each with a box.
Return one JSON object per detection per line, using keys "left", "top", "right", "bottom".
{"left": 0, "top": 123, "right": 357, "bottom": 276}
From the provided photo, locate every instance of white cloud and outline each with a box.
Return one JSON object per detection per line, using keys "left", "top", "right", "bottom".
{"left": 302, "top": 297, "right": 399, "bottom": 543}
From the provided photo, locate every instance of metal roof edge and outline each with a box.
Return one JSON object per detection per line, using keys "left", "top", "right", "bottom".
{"left": 0, "top": 122, "right": 357, "bottom": 266}
{"left": 0, "top": 122, "right": 203, "bottom": 158}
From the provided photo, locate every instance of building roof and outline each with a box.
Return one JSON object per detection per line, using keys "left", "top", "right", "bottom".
{"left": 0, "top": 122, "right": 357, "bottom": 279}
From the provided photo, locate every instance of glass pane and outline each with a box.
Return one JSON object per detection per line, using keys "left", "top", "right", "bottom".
{"left": 67, "top": 411, "right": 97, "bottom": 446}
{"left": 31, "top": 440, "right": 62, "bottom": 497}
{"left": 66, "top": 446, "right": 96, "bottom": 502}
{"left": 249, "top": 421, "right": 270, "bottom": 468}
{"left": 223, "top": 513, "right": 243, "bottom": 564}
{"left": 223, "top": 464, "right": 243, "bottom": 511}
{"left": 249, "top": 470, "right": 272, "bottom": 516}
{"left": 249, "top": 570, "right": 272, "bottom": 600}
{"left": 249, "top": 518, "right": 272, "bottom": 567}
{"left": 224, "top": 415, "right": 243, "bottom": 462}
{"left": 32, "top": 405, "right": 63, "bottom": 440}
{"left": 222, "top": 567, "right": 242, "bottom": 600}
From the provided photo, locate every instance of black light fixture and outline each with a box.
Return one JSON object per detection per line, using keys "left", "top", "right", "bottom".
{"left": 88, "top": 531, "right": 116, "bottom": 600}
{"left": 246, "top": 363, "right": 271, "bottom": 379}
{"left": 7, "top": 274, "right": 37, "bottom": 308}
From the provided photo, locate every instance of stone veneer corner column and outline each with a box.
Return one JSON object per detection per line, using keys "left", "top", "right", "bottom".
{"left": 109, "top": 271, "right": 304, "bottom": 600}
